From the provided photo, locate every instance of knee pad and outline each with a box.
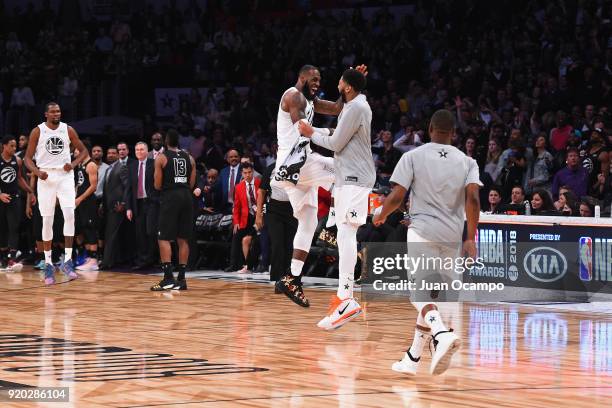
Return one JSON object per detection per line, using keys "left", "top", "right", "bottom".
{"left": 62, "top": 207, "right": 75, "bottom": 237}
{"left": 293, "top": 205, "right": 318, "bottom": 252}
{"left": 42, "top": 216, "right": 55, "bottom": 242}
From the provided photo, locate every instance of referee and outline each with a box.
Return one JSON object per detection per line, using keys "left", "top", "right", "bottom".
{"left": 255, "top": 163, "right": 297, "bottom": 283}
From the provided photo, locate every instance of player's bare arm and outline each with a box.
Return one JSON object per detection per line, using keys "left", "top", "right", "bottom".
{"left": 68, "top": 126, "right": 87, "bottom": 171}
{"left": 373, "top": 183, "right": 407, "bottom": 226}
{"left": 16, "top": 157, "right": 34, "bottom": 195}
{"left": 255, "top": 187, "right": 267, "bottom": 231}
{"left": 463, "top": 183, "right": 480, "bottom": 258}
{"left": 154, "top": 154, "right": 166, "bottom": 191}
{"left": 286, "top": 90, "right": 307, "bottom": 124}
{"left": 189, "top": 155, "right": 197, "bottom": 189}
{"left": 24, "top": 127, "right": 46, "bottom": 180}
{"left": 76, "top": 162, "right": 98, "bottom": 207}
{"left": 313, "top": 64, "right": 367, "bottom": 116}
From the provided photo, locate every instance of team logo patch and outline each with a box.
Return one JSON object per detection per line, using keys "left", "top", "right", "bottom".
{"left": 77, "top": 171, "right": 85, "bottom": 186}
{"left": 1, "top": 166, "right": 17, "bottom": 184}
{"left": 45, "top": 136, "right": 64, "bottom": 155}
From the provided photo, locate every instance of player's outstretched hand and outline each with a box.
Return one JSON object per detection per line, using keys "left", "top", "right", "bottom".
{"left": 0, "top": 193, "right": 11, "bottom": 203}
{"left": 63, "top": 163, "right": 73, "bottom": 172}
{"left": 38, "top": 170, "right": 48, "bottom": 180}
{"left": 463, "top": 240, "right": 477, "bottom": 259}
{"left": 353, "top": 64, "right": 368, "bottom": 76}
{"left": 298, "top": 120, "right": 314, "bottom": 137}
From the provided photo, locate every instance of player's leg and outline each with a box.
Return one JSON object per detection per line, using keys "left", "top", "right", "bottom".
{"left": 317, "top": 185, "right": 368, "bottom": 330}
{"left": 38, "top": 175, "right": 58, "bottom": 285}
{"left": 274, "top": 184, "right": 317, "bottom": 307}
{"left": 5, "top": 196, "right": 23, "bottom": 272}
{"left": 77, "top": 206, "right": 99, "bottom": 272}
{"left": 152, "top": 191, "right": 179, "bottom": 291}
{"left": 57, "top": 172, "right": 77, "bottom": 280}
{"left": 0, "top": 201, "right": 8, "bottom": 270}
{"left": 172, "top": 190, "right": 193, "bottom": 290}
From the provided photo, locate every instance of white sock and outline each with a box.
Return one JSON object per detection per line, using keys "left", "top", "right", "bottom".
{"left": 336, "top": 223, "right": 358, "bottom": 299}
{"left": 290, "top": 259, "right": 304, "bottom": 277}
{"left": 424, "top": 310, "right": 447, "bottom": 335}
{"left": 44, "top": 250, "right": 52, "bottom": 265}
{"left": 64, "top": 248, "right": 72, "bottom": 262}
{"left": 408, "top": 328, "right": 429, "bottom": 360}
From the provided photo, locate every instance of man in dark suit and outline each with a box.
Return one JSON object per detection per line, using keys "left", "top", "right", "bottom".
{"left": 196, "top": 169, "right": 223, "bottom": 212}
{"left": 99, "top": 145, "right": 128, "bottom": 269}
{"left": 219, "top": 149, "right": 242, "bottom": 214}
{"left": 125, "top": 141, "right": 158, "bottom": 269}
{"left": 147, "top": 132, "right": 165, "bottom": 160}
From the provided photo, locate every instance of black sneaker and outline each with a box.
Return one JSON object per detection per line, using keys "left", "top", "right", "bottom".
{"left": 173, "top": 279, "right": 187, "bottom": 290}
{"left": 150, "top": 277, "right": 177, "bottom": 291}
{"left": 275, "top": 275, "right": 309, "bottom": 307}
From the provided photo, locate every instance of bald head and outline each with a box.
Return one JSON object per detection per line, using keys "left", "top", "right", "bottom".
{"left": 429, "top": 109, "right": 455, "bottom": 144}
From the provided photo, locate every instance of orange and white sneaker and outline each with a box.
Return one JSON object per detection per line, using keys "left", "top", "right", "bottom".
{"left": 6, "top": 259, "right": 23, "bottom": 273}
{"left": 317, "top": 295, "right": 362, "bottom": 330}
{"left": 76, "top": 258, "right": 99, "bottom": 272}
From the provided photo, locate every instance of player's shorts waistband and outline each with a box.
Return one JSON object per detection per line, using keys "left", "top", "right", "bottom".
{"left": 40, "top": 168, "right": 71, "bottom": 172}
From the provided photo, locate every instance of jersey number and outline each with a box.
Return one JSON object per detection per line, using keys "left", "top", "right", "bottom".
{"left": 173, "top": 158, "right": 187, "bottom": 177}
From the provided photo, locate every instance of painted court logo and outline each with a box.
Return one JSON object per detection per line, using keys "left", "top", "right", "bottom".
{"left": 45, "top": 137, "right": 64, "bottom": 155}
{"left": 0, "top": 166, "right": 16, "bottom": 184}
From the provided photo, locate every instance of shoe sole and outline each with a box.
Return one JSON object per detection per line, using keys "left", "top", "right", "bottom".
{"left": 323, "top": 308, "right": 362, "bottom": 330}
{"left": 391, "top": 363, "right": 417, "bottom": 375}
{"left": 430, "top": 337, "right": 461, "bottom": 375}
{"left": 151, "top": 284, "right": 176, "bottom": 291}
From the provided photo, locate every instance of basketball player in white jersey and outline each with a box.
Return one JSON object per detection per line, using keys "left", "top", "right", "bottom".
{"left": 272, "top": 64, "right": 366, "bottom": 307}
{"left": 24, "top": 102, "right": 88, "bottom": 285}
{"left": 373, "top": 109, "right": 481, "bottom": 376}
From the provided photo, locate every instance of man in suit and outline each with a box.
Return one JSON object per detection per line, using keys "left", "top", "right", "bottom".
{"left": 99, "top": 145, "right": 128, "bottom": 269}
{"left": 125, "top": 142, "right": 158, "bottom": 269}
{"left": 148, "top": 132, "right": 165, "bottom": 160}
{"left": 219, "top": 149, "right": 242, "bottom": 215}
{"left": 231, "top": 163, "right": 260, "bottom": 273}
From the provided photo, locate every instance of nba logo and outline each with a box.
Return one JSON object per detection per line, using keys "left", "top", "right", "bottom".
{"left": 578, "top": 237, "right": 593, "bottom": 281}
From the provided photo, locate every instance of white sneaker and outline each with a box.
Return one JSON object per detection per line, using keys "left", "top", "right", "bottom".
{"left": 77, "top": 258, "right": 99, "bottom": 271}
{"left": 237, "top": 265, "right": 249, "bottom": 274}
{"left": 391, "top": 351, "right": 420, "bottom": 375}
{"left": 7, "top": 260, "right": 23, "bottom": 273}
{"left": 430, "top": 330, "right": 461, "bottom": 375}
{"left": 317, "top": 295, "right": 362, "bottom": 330}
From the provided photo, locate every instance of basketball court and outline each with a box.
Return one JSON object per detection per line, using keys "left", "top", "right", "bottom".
{"left": 0, "top": 267, "right": 609, "bottom": 407}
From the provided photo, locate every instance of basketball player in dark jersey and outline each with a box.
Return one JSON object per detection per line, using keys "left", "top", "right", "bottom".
{"left": 151, "top": 129, "right": 196, "bottom": 291}
{"left": 73, "top": 144, "right": 99, "bottom": 271}
{"left": 582, "top": 128, "right": 610, "bottom": 195}
{"left": 0, "top": 135, "right": 34, "bottom": 271}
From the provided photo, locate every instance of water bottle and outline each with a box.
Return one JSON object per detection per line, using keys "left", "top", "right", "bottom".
{"left": 524, "top": 200, "right": 531, "bottom": 216}
{"left": 595, "top": 205, "right": 600, "bottom": 218}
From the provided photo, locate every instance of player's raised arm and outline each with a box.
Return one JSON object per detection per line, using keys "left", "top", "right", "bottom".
{"left": 313, "top": 96, "right": 344, "bottom": 116}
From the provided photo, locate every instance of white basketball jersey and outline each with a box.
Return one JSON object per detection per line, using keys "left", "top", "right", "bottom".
{"left": 35, "top": 122, "right": 71, "bottom": 169}
{"left": 276, "top": 87, "right": 314, "bottom": 163}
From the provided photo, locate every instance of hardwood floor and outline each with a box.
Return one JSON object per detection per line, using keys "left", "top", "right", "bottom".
{"left": 0, "top": 268, "right": 610, "bottom": 407}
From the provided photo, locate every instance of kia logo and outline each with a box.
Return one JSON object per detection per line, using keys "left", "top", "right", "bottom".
{"left": 523, "top": 247, "right": 568, "bottom": 283}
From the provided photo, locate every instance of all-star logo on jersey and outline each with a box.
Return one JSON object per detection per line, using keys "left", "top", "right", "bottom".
{"left": 45, "top": 136, "right": 64, "bottom": 155}
{"left": 0, "top": 166, "right": 16, "bottom": 184}
{"left": 77, "top": 170, "right": 85, "bottom": 186}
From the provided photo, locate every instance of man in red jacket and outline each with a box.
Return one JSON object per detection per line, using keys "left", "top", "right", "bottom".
{"left": 232, "top": 163, "right": 260, "bottom": 273}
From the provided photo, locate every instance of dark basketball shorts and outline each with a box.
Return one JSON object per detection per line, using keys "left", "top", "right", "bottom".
{"left": 76, "top": 197, "right": 99, "bottom": 245}
{"left": 158, "top": 188, "right": 193, "bottom": 241}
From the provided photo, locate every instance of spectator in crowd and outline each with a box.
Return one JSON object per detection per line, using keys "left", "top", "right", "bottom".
{"left": 485, "top": 138, "right": 502, "bottom": 181}
{"left": 372, "top": 130, "right": 402, "bottom": 186}
{"left": 581, "top": 129, "right": 610, "bottom": 197}
{"left": 393, "top": 125, "right": 422, "bottom": 153}
{"left": 550, "top": 111, "right": 573, "bottom": 152}
{"left": 195, "top": 169, "right": 223, "bottom": 213}
{"left": 530, "top": 190, "right": 557, "bottom": 216}
{"left": 484, "top": 187, "right": 504, "bottom": 214}
{"left": 579, "top": 201, "right": 594, "bottom": 217}
{"left": 16, "top": 135, "right": 28, "bottom": 159}
{"left": 92, "top": 145, "right": 109, "bottom": 198}
{"left": 526, "top": 133, "right": 554, "bottom": 194}
{"left": 552, "top": 148, "right": 590, "bottom": 200}
{"left": 556, "top": 190, "right": 579, "bottom": 216}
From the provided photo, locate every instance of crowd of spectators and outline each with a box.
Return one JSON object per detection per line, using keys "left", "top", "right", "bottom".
{"left": 1, "top": 0, "right": 612, "bottom": 274}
